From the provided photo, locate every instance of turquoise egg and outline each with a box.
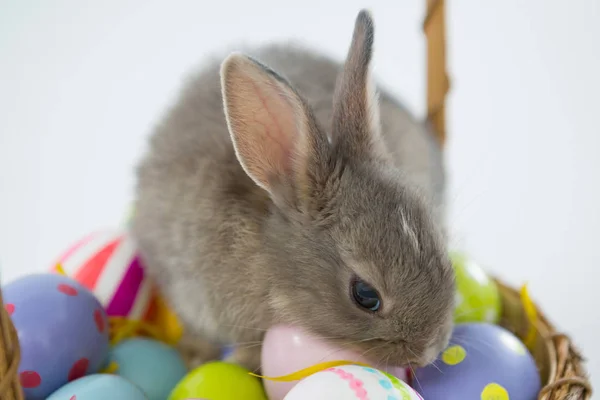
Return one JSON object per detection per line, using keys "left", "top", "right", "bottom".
{"left": 108, "top": 338, "right": 188, "bottom": 400}
{"left": 47, "top": 374, "right": 147, "bottom": 399}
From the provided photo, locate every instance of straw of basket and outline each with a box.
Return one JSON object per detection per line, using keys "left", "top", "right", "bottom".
{"left": 0, "top": 287, "right": 24, "bottom": 400}
{"left": 495, "top": 279, "right": 592, "bottom": 400}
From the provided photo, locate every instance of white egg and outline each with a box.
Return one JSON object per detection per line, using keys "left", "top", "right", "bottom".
{"left": 283, "top": 364, "right": 421, "bottom": 400}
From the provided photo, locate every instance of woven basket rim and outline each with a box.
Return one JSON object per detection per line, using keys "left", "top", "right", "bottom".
{"left": 494, "top": 278, "right": 592, "bottom": 400}
{"left": 0, "top": 291, "right": 24, "bottom": 400}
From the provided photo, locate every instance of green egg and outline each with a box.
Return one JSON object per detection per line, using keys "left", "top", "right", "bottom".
{"left": 450, "top": 251, "right": 502, "bottom": 324}
{"left": 168, "top": 361, "right": 267, "bottom": 400}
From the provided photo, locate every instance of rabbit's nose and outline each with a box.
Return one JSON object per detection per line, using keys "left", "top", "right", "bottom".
{"left": 415, "top": 346, "right": 441, "bottom": 367}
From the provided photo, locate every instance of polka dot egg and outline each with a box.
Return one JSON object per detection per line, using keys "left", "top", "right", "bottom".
{"left": 451, "top": 251, "right": 501, "bottom": 323}
{"left": 284, "top": 364, "right": 421, "bottom": 400}
{"left": 3, "top": 273, "right": 109, "bottom": 400}
{"left": 413, "top": 323, "right": 541, "bottom": 400}
{"left": 46, "top": 374, "right": 148, "bottom": 400}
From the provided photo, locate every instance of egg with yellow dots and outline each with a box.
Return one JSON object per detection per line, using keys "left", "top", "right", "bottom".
{"left": 451, "top": 251, "right": 502, "bottom": 323}
{"left": 413, "top": 323, "right": 541, "bottom": 400}
{"left": 283, "top": 364, "right": 421, "bottom": 400}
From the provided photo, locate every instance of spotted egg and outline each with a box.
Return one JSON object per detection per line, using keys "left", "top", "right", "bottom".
{"left": 451, "top": 251, "right": 501, "bottom": 323}
{"left": 3, "top": 273, "right": 109, "bottom": 400}
{"left": 284, "top": 364, "right": 421, "bottom": 400}
{"left": 413, "top": 323, "right": 541, "bottom": 400}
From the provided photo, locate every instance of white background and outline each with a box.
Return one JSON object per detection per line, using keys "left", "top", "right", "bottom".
{"left": 1, "top": 0, "right": 598, "bottom": 388}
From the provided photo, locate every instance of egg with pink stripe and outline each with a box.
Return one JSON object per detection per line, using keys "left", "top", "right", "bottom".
{"left": 51, "top": 229, "right": 153, "bottom": 319}
{"left": 284, "top": 365, "right": 421, "bottom": 400}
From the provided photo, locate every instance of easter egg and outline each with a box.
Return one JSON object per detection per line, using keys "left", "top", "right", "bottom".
{"left": 3, "top": 273, "right": 109, "bottom": 400}
{"left": 107, "top": 338, "right": 187, "bottom": 400}
{"left": 46, "top": 374, "right": 148, "bottom": 400}
{"left": 261, "top": 324, "right": 408, "bottom": 400}
{"left": 451, "top": 251, "right": 501, "bottom": 323}
{"left": 284, "top": 364, "right": 421, "bottom": 400}
{"left": 168, "top": 361, "right": 266, "bottom": 400}
{"left": 52, "top": 229, "right": 153, "bottom": 319}
{"left": 414, "top": 323, "right": 541, "bottom": 400}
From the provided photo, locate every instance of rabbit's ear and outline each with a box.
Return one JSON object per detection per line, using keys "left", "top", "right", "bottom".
{"left": 221, "top": 53, "right": 329, "bottom": 208}
{"left": 332, "top": 10, "right": 387, "bottom": 161}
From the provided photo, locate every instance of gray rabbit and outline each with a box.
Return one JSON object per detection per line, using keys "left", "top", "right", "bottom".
{"left": 132, "top": 10, "right": 455, "bottom": 372}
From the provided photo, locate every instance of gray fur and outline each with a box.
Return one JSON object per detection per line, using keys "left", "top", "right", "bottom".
{"left": 132, "top": 10, "right": 454, "bottom": 370}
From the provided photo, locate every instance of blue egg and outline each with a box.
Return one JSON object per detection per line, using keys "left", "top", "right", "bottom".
{"left": 414, "top": 323, "right": 541, "bottom": 400}
{"left": 221, "top": 344, "right": 235, "bottom": 360}
{"left": 47, "top": 374, "right": 147, "bottom": 400}
{"left": 3, "top": 273, "right": 109, "bottom": 400}
{"left": 107, "top": 338, "right": 188, "bottom": 400}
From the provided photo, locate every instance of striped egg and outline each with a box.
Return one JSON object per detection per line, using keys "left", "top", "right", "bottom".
{"left": 51, "top": 229, "right": 153, "bottom": 320}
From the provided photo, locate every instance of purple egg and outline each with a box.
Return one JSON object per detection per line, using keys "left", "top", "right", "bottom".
{"left": 413, "top": 323, "right": 541, "bottom": 400}
{"left": 3, "top": 273, "right": 110, "bottom": 400}
{"left": 220, "top": 345, "right": 234, "bottom": 360}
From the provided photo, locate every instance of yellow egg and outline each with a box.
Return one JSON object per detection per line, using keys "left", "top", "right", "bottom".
{"left": 168, "top": 361, "right": 266, "bottom": 400}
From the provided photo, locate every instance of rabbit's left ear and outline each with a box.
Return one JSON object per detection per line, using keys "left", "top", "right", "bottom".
{"left": 331, "top": 10, "right": 386, "bottom": 161}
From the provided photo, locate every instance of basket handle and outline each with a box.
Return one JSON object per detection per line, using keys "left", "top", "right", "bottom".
{"left": 424, "top": 0, "right": 451, "bottom": 147}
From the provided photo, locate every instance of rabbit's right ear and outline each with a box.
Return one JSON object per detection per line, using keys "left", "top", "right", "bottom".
{"left": 220, "top": 53, "right": 330, "bottom": 210}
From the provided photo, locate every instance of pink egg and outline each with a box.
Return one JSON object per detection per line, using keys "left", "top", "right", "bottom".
{"left": 51, "top": 229, "right": 153, "bottom": 320}
{"left": 261, "top": 324, "right": 408, "bottom": 400}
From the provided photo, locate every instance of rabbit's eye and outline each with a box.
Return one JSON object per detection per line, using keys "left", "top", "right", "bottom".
{"left": 351, "top": 278, "right": 381, "bottom": 312}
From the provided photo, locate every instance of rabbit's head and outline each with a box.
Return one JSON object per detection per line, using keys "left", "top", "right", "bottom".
{"left": 220, "top": 10, "right": 455, "bottom": 367}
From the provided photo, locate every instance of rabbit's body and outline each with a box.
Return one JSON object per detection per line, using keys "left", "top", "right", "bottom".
{"left": 133, "top": 12, "right": 453, "bottom": 371}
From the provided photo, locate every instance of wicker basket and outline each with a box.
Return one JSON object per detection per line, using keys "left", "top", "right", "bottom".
{"left": 0, "top": 1, "right": 592, "bottom": 399}
{"left": 495, "top": 279, "right": 591, "bottom": 399}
